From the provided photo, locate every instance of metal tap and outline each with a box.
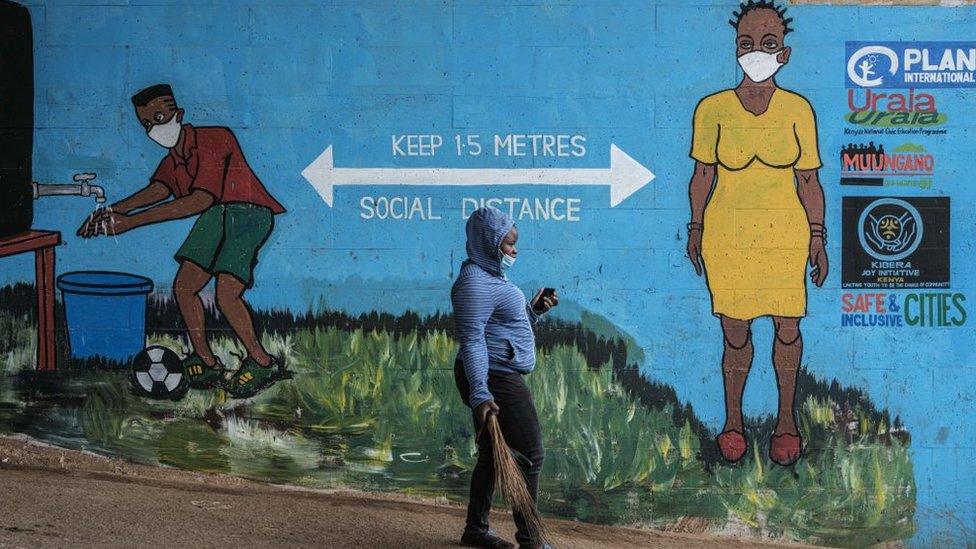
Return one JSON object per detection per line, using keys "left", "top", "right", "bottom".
{"left": 33, "top": 172, "right": 106, "bottom": 203}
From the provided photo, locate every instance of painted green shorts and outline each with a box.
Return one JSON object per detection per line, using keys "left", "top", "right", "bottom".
{"left": 175, "top": 203, "right": 274, "bottom": 288}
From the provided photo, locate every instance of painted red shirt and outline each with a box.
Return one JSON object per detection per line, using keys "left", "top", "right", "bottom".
{"left": 150, "top": 124, "right": 285, "bottom": 214}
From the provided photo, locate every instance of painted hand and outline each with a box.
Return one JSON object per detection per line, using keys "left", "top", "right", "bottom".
{"left": 98, "top": 211, "right": 134, "bottom": 236}
{"left": 531, "top": 288, "right": 559, "bottom": 314}
{"left": 76, "top": 208, "right": 111, "bottom": 239}
{"left": 687, "top": 228, "right": 703, "bottom": 276}
{"left": 809, "top": 237, "right": 828, "bottom": 287}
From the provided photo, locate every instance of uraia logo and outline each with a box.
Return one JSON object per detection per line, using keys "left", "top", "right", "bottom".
{"left": 845, "top": 88, "right": 946, "bottom": 127}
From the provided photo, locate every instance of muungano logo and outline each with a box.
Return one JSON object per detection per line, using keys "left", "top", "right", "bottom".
{"left": 839, "top": 142, "right": 934, "bottom": 189}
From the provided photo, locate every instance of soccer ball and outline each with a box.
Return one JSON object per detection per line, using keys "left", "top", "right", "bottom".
{"left": 130, "top": 345, "right": 189, "bottom": 400}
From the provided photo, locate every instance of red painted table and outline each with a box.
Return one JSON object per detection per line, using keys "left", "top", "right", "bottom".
{"left": 0, "top": 230, "right": 61, "bottom": 371}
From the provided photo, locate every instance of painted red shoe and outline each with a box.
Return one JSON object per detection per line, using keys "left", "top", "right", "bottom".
{"left": 716, "top": 429, "right": 747, "bottom": 463}
{"left": 769, "top": 433, "right": 802, "bottom": 466}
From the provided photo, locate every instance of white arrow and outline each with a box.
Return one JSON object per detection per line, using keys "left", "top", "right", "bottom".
{"left": 301, "top": 144, "right": 654, "bottom": 208}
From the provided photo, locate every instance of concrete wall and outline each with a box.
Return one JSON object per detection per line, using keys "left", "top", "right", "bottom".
{"left": 2, "top": 1, "right": 975, "bottom": 546}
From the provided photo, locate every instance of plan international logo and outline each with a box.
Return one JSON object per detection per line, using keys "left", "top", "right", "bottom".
{"left": 846, "top": 41, "right": 976, "bottom": 88}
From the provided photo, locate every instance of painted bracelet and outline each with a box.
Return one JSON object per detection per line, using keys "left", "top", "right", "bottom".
{"left": 687, "top": 222, "right": 703, "bottom": 232}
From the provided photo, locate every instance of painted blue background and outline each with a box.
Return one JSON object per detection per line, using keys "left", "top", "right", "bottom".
{"left": 3, "top": 1, "right": 975, "bottom": 545}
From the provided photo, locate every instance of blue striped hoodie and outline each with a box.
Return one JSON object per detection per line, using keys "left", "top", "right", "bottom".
{"left": 451, "top": 207, "right": 541, "bottom": 408}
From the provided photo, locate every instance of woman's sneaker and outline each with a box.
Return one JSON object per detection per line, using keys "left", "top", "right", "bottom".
{"left": 460, "top": 530, "right": 515, "bottom": 549}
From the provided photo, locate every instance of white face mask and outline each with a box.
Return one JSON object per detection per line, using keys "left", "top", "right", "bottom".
{"left": 500, "top": 252, "right": 516, "bottom": 271}
{"left": 738, "top": 50, "right": 784, "bottom": 83}
{"left": 148, "top": 115, "right": 182, "bottom": 148}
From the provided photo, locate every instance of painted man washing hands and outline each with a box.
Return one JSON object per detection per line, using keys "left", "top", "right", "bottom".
{"left": 78, "top": 84, "right": 286, "bottom": 398}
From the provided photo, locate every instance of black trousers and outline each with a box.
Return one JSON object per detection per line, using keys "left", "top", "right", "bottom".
{"left": 454, "top": 357, "right": 545, "bottom": 546}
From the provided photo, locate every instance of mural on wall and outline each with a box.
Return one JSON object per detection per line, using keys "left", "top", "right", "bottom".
{"left": 0, "top": 286, "right": 917, "bottom": 547}
{"left": 75, "top": 84, "right": 292, "bottom": 399}
{"left": 687, "top": 1, "right": 826, "bottom": 467}
{"left": 4, "top": 0, "right": 976, "bottom": 546}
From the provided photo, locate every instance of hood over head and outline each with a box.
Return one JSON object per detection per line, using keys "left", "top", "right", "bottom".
{"left": 464, "top": 206, "right": 515, "bottom": 276}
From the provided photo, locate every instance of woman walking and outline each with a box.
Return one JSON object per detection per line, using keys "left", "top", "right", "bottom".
{"left": 686, "top": 0, "right": 828, "bottom": 466}
{"left": 452, "top": 206, "right": 558, "bottom": 549}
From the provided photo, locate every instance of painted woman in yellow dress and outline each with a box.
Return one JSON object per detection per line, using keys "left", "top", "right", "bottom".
{"left": 686, "top": 0, "right": 828, "bottom": 466}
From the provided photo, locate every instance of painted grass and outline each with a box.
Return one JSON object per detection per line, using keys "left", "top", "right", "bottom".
{"left": 0, "top": 309, "right": 914, "bottom": 547}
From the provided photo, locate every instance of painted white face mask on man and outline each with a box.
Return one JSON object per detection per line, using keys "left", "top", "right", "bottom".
{"left": 738, "top": 50, "right": 784, "bottom": 83}
{"left": 148, "top": 114, "right": 182, "bottom": 148}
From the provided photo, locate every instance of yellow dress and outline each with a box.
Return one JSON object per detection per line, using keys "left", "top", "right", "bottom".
{"left": 690, "top": 89, "right": 821, "bottom": 320}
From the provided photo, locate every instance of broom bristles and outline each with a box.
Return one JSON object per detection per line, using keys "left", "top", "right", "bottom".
{"left": 486, "top": 413, "right": 548, "bottom": 544}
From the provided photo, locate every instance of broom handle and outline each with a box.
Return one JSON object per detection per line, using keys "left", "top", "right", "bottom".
{"left": 477, "top": 410, "right": 533, "bottom": 468}
{"left": 475, "top": 409, "right": 496, "bottom": 444}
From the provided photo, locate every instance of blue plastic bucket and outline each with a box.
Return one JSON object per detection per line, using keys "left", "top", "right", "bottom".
{"left": 56, "top": 271, "right": 154, "bottom": 363}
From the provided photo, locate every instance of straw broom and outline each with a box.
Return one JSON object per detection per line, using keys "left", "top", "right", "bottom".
{"left": 483, "top": 413, "right": 548, "bottom": 544}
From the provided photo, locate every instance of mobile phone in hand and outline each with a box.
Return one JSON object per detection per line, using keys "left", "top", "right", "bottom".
{"left": 534, "top": 288, "right": 557, "bottom": 312}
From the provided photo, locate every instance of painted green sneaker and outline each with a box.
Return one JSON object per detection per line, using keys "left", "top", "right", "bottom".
{"left": 226, "top": 356, "right": 286, "bottom": 399}
{"left": 181, "top": 355, "right": 226, "bottom": 390}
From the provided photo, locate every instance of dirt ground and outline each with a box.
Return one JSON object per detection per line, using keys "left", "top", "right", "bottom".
{"left": 0, "top": 436, "right": 815, "bottom": 549}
